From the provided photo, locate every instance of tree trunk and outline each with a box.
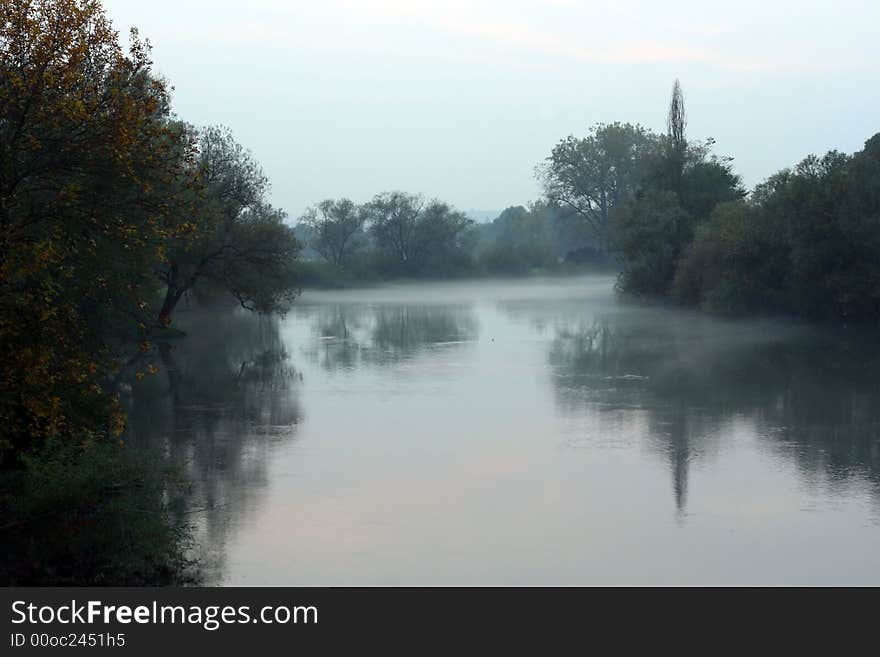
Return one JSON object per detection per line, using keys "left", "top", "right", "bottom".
{"left": 158, "top": 287, "right": 185, "bottom": 327}
{"left": 157, "top": 262, "right": 186, "bottom": 326}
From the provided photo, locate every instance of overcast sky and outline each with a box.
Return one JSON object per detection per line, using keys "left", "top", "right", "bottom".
{"left": 105, "top": 0, "right": 880, "bottom": 219}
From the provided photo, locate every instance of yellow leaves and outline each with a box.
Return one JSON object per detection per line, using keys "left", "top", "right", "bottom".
{"left": 33, "top": 239, "right": 61, "bottom": 266}
{"left": 0, "top": 0, "right": 197, "bottom": 461}
{"left": 110, "top": 412, "right": 126, "bottom": 437}
{"left": 134, "top": 363, "right": 159, "bottom": 380}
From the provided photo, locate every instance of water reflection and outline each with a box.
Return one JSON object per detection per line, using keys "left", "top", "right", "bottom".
{"left": 123, "top": 308, "right": 301, "bottom": 581}
{"left": 298, "top": 303, "right": 479, "bottom": 370}
{"left": 549, "top": 312, "right": 880, "bottom": 513}
{"left": 119, "top": 279, "right": 880, "bottom": 584}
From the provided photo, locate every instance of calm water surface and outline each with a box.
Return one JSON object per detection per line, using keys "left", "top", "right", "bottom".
{"left": 126, "top": 276, "right": 880, "bottom": 584}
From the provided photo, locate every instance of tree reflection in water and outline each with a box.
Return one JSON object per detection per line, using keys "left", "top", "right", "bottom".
{"left": 549, "top": 312, "right": 880, "bottom": 515}
{"left": 299, "top": 303, "right": 480, "bottom": 371}
{"left": 123, "top": 306, "right": 301, "bottom": 581}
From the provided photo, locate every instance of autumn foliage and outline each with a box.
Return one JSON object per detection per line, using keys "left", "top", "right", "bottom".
{"left": 0, "top": 0, "right": 194, "bottom": 461}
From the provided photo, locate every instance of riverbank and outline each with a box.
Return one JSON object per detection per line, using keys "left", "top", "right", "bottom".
{"left": 291, "top": 259, "right": 619, "bottom": 290}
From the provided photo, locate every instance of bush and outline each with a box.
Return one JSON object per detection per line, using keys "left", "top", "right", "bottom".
{"left": 612, "top": 190, "right": 688, "bottom": 295}
{"left": 481, "top": 243, "right": 552, "bottom": 275}
{"left": 0, "top": 438, "right": 200, "bottom": 586}
{"left": 673, "top": 202, "right": 789, "bottom": 314}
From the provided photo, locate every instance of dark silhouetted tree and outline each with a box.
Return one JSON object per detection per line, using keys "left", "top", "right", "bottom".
{"left": 155, "top": 126, "right": 300, "bottom": 325}
{"left": 367, "top": 191, "right": 473, "bottom": 274}
{"left": 300, "top": 198, "right": 367, "bottom": 267}
{"left": 539, "top": 122, "right": 658, "bottom": 253}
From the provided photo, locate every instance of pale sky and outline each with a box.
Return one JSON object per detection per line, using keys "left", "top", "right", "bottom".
{"left": 105, "top": 0, "right": 880, "bottom": 219}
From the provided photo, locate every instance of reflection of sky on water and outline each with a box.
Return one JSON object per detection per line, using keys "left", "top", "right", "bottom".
{"left": 127, "top": 276, "right": 880, "bottom": 584}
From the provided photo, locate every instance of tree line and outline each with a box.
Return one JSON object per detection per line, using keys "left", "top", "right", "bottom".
{"left": 297, "top": 192, "right": 473, "bottom": 278}
{"left": 295, "top": 194, "right": 612, "bottom": 283}
{"left": 539, "top": 80, "right": 880, "bottom": 324}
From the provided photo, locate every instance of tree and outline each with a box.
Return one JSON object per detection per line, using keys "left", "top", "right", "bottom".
{"left": 677, "top": 142, "right": 744, "bottom": 219}
{"left": 667, "top": 80, "right": 686, "bottom": 144}
{"left": 611, "top": 189, "right": 690, "bottom": 295}
{"left": 365, "top": 191, "right": 422, "bottom": 269}
{"left": 415, "top": 199, "right": 474, "bottom": 272}
{"left": 299, "top": 198, "right": 367, "bottom": 267}
{"left": 197, "top": 202, "right": 301, "bottom": 313}
{"left": 539, "top": 122, "right": 658, "bottom": 253}
{"left": 155, "top": 125, "right": 301, "bottom": 325}
{"left": 366, "top": 191, "right": 473, "bottom": 274}
{"left": 610, "top": 80, "right": 744, "bottom": 296}
{"left": 666, "top": 78, "right": 687, "bottom": 196}
{"left": 672, "top": 134, "right": 880, "bottom": 321}
{"left": 0, "top": 0, "right": 193, "bottom": 459}
{"left": 612, "top": 143, "right": 744, "bottom": 296}
{"left": 478, "top": 204, "right": 557, "bottom": 274}
{"left": 753, "top": 144, "right": 880, "bottom": 320}
{"left": 672, "top": 201, "right": 788, "bottom": 313}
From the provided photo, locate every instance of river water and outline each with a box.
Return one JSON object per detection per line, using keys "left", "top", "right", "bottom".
{"left": 126, "top": 275, "right": 880, "bottom": 584}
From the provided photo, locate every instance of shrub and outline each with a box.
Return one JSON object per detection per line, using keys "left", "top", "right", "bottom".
{"left": 0, "top": 438, "right": 200, "bottom": 586}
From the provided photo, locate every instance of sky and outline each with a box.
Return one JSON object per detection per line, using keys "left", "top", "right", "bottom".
{"left": 104, "top": 0, "right": 880, "bottom": 220}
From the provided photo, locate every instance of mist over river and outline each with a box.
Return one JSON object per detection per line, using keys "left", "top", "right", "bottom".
{"left": 125, "top": 276, "right": 880, "bottom": 585}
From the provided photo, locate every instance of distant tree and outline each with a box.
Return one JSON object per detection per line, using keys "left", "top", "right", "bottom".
{"left": 155, "top": 126, "right": 300, "bottom": 325}
{"left": 365, "top": 191, "right": 422, "bottom": 268}
{"left": 539, "top": 122, "right": 658, "bottom": 253}
{"left": 415, "top": 199, "right": 475, "bottom": 272}
{"left": 479, "top": 204, "right": 557, "bottom": 273}
{"left": 668, "top": 79, "right": 687, "bottom": 148}
{"left": 666, "top": 79, "right": 687, "bottom": 195}
{"left": 299, "top": 198, "right": 367, "bottom": 267}
{"left": 367, "top": 191, "right": 473, "bottom": 274}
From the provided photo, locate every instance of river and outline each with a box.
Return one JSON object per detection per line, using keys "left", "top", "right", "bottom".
{"left": 125, "top": 275, "right": 880, "bottom": 584}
